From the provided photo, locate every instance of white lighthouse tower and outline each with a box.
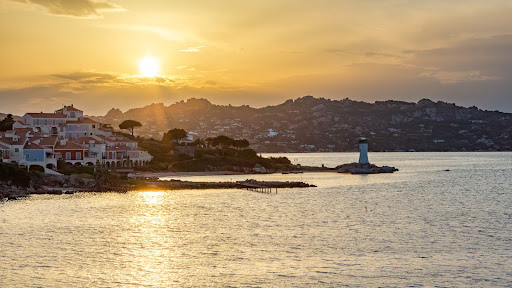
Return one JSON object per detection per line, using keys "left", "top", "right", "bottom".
{"left": 358, "top": 138, "right": 369, "bottom": 164}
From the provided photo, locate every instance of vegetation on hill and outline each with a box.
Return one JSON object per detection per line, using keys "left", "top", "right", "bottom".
{"left": 135, "top": 132, "right": 294, "bottom": 172}
{"left": 162, "top": 128, "right": 188, "bottom": 143}
{"left": 99, "top": 96, "right": 512, "bottom": 152}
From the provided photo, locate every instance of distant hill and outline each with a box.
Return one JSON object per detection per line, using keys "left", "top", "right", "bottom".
{"left": 94, "top": 96, "right": 512, "bottom": 152}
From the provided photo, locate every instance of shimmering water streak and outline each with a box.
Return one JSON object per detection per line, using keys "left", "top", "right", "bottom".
{"left": 1, "top": 152, "right": 511, "bottom": 287}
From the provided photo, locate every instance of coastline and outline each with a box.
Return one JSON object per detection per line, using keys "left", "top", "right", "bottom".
{"left": 133, "top": 170, "right": 248, "bottom": 178}
{"left": 1, "top": 175, "right": 317, "bottom": 201}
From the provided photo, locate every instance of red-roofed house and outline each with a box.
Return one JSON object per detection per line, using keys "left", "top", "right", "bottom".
{"left": 21, "top": 112, "right": 67, "bottom": 137}
{"left": 12, "top": 120, "right": 31, "bottom": 129}
{"left": 54, "top": 139, "right": 88, "bottom": 165}
{"left": 22, "top": 141, "right": 55, "bottom": 169}
{"left": 66, "top": 117, "right": 100, "bottom": 140}
{"left": 75, "top": 137, "right": 106, "bottom": 166}
{"left": 0, "top": 129, "right": 31, "bottom": 162}
{"left": 55, "top": 105, "right": 84, "bottom": 121}
{"left": 6, "top": 105, "right": 152, "bottom": 171}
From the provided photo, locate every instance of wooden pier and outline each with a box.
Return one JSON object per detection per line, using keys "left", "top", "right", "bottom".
{"left": 240, "top": 183, "right": 278, "bottom": 194}
{"left": 243, "top": 185, "right": 277, "bottom": 194}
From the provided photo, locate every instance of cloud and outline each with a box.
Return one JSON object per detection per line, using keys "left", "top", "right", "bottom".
{"left": 419, "top": 71, "right": 501, "bottom": 84}
{"left": 324, "top": 49, "right": 400, "bottom": 59}
{"left": 99, "top": 25, "right": 194, "bottom": 42}
{"left": 179, "top": 46, "right": 205, "bottom": 52}
{"left": 52, "top": 71, "right": 117, "bottom": 81}
{"left": 12, "top": 0, "right": 124, "bottom": 18}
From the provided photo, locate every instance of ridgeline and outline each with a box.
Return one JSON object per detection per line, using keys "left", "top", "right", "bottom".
{"left": 95, "top": 96, "right": 512, "bottom": 152}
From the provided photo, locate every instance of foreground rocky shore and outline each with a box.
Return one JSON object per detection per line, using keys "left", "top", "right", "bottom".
{"left": 0, "top": 175, "right": 316, "bottom": 201}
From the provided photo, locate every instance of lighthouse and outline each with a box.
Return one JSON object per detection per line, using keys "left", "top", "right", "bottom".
{"left": 358, "top": 138, "right": 369, "bottom": 164}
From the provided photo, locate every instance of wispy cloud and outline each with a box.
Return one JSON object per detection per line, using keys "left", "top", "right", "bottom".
{"left": 12, "top": 0, "right": 124, "bottom": 18}
{"left": 179, "top": 46, "right": 205, "bottom": 52}
{"left": 324, "top": 49, "right": 400, "bottom": 58}
{"left": 101, "top": 24, "right": 186, "bottom": 41}
{"left": 52, "top": 71, "right": 117, "bottom": 81}
{"left": 420, "top": 70, "right": 501, "bottom": 84}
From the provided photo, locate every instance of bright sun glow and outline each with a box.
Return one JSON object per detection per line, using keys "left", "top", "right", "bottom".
{"left": 139, "top": 57, "right": 160, "bottom": 77}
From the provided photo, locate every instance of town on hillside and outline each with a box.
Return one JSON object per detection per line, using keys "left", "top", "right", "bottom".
{"left": 0, "top": 105, "right": 152, "bottom": 173}
{"left": 95, "top": 97, "right": 512, "bottom": 152}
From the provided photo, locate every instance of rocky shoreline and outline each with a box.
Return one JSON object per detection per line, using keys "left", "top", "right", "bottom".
{"left": 336, "top": 163, "right": 399, "bottom": 174}
{"left": 0, "top": 178, "right": 316, "bottom": 201}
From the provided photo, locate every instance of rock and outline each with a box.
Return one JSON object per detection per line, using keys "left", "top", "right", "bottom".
{"left": 253, "top": 164, "right": 267, "bottom": 173}
{"left": 336, "top": 162, "right": 398, "bottom": 174}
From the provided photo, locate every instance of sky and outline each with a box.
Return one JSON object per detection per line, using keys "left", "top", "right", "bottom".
{"left": 1, "top": 0, "right": 512, "bottom": 115}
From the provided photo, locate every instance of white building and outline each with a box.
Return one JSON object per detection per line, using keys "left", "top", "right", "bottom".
{"left": 1, "top": 105, "right": 153, "bottom": 172}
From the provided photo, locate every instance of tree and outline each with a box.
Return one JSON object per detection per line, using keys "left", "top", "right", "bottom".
{"left": 205, "top": 137, "right": 214, "bottom": 148}
{"left": 190, "top": 138, "right": 205, "bottom": 147}
{"left": 119, "top": 120, "right": 142, "bottom": 136}
{"left": 162, "top": 128, "right": 188, "bottom": 144}
{"left": 232, "top": 139, "right": 250, "bottom": 150}
{"left": 212, "top": 135, "right": 234, "bottom": 149}
{"left": 0, "top": 114, "right": 15, "bottom": 131}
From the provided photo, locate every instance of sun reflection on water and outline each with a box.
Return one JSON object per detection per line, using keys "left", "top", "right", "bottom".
{"left": 138, "top": 191, "right": 165, "bottom": 205}
{"left": 127, "top": 190, "right": 183, "bottom": 286}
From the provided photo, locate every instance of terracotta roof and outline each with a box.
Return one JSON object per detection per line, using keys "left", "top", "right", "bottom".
{"left": 66, "top": 117, "right": 99, "bottom": 124}
{"left": 75, "top": 137, "right": 102, "bottom": 144}
{"left": 31, "top": 136, "right": 58, "bottom": 147}
{"left": 56, "top": 105, "right": 82, "bottom": 112}
{"left": 0, "top": 130, "right": 28, "bottom": 146}
{"left": 0, "top": 143, "right": 9, "bottom": 149}
{"left": 13, "top": 128, "right": 34, "bottom": 135}
{"left": 26, "top": 112, "right": 67, "bottom": 119}
{"left": 55, "top": 141, "right": 87, "bottom": 150}
{"left": 24, "top": 142, "right": 48, "bottom": 150}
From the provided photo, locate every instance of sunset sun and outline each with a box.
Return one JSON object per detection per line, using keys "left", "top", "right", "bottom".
{"left": 139, "top": 57, "right": 160, "bottom": 77}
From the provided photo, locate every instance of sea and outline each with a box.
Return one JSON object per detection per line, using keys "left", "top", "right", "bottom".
{"left": 1, "top": 152, "right": 511, "bottom": 287}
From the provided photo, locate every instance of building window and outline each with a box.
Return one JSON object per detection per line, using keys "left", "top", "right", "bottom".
{"left": 66, "top": 152, "right": 71, "bottom": 160}
{"left": 36, "top": 119, "right": 39, "bottom": 125}
{"left": 70, "top": 112, "right": 76, "bottom": 118}
{"left": 76, "top": 152, "right": 81, "bottom": 159}
{"left": 44, "top": 119, "right": 48, "bottom": 125}
{"left": 15, "top": 148, "right": 19, "bottom": 152}
{"left": 92, "top": 125, "right": 96, "bottom": 128}
{"left": 53, "top": 119, "right": 56, "bottom": 125}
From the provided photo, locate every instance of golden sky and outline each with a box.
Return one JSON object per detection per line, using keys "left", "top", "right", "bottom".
{"left": 1, "top": 0, "right": 512, "bottom": 115}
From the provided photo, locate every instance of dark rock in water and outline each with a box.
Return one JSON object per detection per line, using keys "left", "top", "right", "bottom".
{"left": 336, "top": 162, "right": 398, "bottom": 174}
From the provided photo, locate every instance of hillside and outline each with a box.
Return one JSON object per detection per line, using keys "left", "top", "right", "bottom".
{"left": 94, "top": 97, "right": 512, "bottom": 152}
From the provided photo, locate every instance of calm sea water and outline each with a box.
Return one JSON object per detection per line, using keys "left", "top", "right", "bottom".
{"left": 1, "top": 152, "right": 511, "bottom": 287}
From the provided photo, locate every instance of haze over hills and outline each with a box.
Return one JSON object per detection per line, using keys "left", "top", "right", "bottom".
{"left": 91, "top": 96, "right": 512, "bottom": 153}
